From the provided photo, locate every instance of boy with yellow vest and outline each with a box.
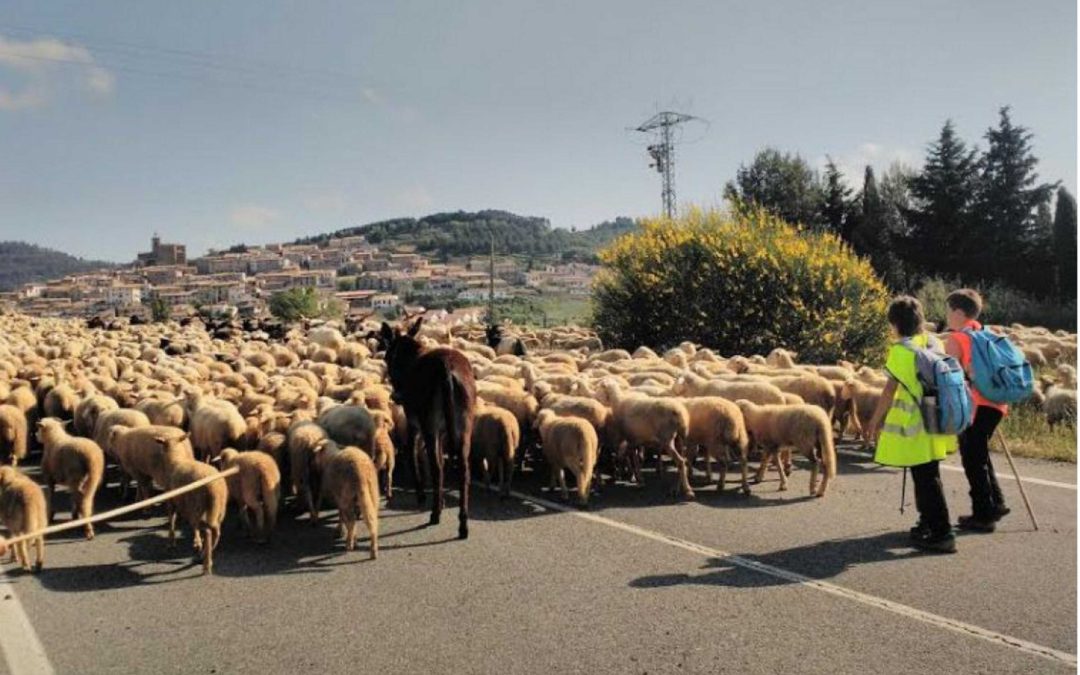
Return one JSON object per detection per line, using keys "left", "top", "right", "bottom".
{"left": 944, "top": 288, "right": 1009, "bottom": 532}
{"left": 866, "top": 296, "right": 958, "bottom": 553}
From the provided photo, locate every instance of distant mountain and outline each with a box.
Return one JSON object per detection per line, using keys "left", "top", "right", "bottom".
{"left": 0, "top": 242, "right": 114, "bottom": 291}
{"left": 293, "top": 210, "right": 638, "bottom": 262}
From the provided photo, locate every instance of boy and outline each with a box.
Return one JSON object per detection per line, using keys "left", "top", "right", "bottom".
{"left": 866, "top": 296, "right": 958, "bottom": 553}
{"left": 944, "top": 289, "right": 1009, "bottom": 532}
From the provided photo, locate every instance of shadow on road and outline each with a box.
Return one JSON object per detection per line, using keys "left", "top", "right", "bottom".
{"left": 628, "top": 530, "right": 922, "bottom": 589}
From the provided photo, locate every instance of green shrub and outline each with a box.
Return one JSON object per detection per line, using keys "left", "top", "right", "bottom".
{"left": 915, "top": 277, "right": 1077, "bottom": 330}
{"left": 592, "top": 206, "right": 891, "bottom": 363}
{"left": 269, "top": 287, "right": 340, "bottom": 322}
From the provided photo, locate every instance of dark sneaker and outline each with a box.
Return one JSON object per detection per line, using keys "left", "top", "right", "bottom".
{"left": 909, "top": 520, "right": 931, "bottom": 540}
{"left": 992, "top": 504, "right": 1011, "bottom": 522}
{"left": 957, "top": 515, "right": 996, "bottom": 533}
{"left": 913, "top": 531, "right": 957, "bottom": 554}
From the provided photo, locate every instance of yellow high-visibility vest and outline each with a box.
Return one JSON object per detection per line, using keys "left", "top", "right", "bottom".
{"left": 874, "top": 333, "right": 958, "bottom": 467}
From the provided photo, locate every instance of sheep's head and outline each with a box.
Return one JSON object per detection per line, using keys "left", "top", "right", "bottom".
{"left": 35, "top": 418, "right": 66, "bottom": 443}
{"left": 0, "top": 466, "right": 18, "bottom": 489}
{"left": 217, "top": 448, "right": 240, "bottom": 469}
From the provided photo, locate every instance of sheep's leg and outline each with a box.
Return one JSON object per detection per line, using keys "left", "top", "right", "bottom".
{"left": 385, "top": 457, "right": 395, "bottom": 503}
{"left": 482, "top": 458, "right": 492, "bottom": 493}
{"left": 17, "top": 540, "right": 29, "bottom": 571}
{"left": 754, "top": 454, "right": 768, "bottom": 484}
{"left": 239, "top": 505, "right": 254, "bottom": 538}
{"left": 201, "top": 526, "right": 214, "bottom": 575}
{"left": 716, "top": 447, "right": 727, "bottom": 492}
{"left": 667, "top": 439, "right": 694, "bottom": 499}
{"left": 703, "top": 445, "right": 714, "bottom": 483}
{"left": 809, "top": 457, "right": 820, "bottom": 497}
{"left": 44, "top": 479, "right": 55, "bottom": 524}
{"left": 304, "top": 483, "right": 319, "bottom": 526}
{"left": 166, "top": 505, "right": 178, "bottom": 549}
{"left": 557, "top": 468, "right": 569, "bottom": 502}
{"left": 251, "top": 503, "right": 266, "bottom": 543}
{"left": 362, "top": 498, "right": 378, "bottom": 561}
{"left": 80, "top": 491, "right": 95, "bottom": 540}
{"left": 775, "top": 453, "right": 788, "bottom": 492}
{"left": 33, "top": 536, "right": 43, "bottom": 573}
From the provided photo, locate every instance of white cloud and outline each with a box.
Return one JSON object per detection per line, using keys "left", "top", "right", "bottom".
{"left": 821, "top": 142, "right": 920, "bottom": 188}
{"left": 0, "top": 34, "right": 115, "bottom": 110}
{"left": 230, "top": 204, "right": 280, "bottom": 230}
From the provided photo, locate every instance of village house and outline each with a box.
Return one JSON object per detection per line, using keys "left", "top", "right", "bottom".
{"left": 136, "top": 234, "right": 186, "bottom": 267}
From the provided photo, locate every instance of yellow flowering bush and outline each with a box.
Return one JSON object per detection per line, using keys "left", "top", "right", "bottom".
{"left": 592, "top": 206, "right": 890, "bottom": 363}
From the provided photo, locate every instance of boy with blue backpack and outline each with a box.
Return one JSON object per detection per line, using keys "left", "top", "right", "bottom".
{"left": 867, "top": 296, "right": 966, "bottom": 553}
{"left": 944, "top": 289, "right": 1033, "bottom": 532}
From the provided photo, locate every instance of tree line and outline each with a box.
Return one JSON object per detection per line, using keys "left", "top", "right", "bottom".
{"left": 724, "top": 107, "right": 1076, "bottom": 301}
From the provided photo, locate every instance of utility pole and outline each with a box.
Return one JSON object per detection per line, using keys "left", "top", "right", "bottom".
{"left": 635, "top": 111, "right": 703, "bottom": 219}
{"left": 488, "top": 230, "right": 495, "bottom": 325}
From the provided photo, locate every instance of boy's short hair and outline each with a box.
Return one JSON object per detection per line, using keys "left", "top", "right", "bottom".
{"left": 887, "top": 296, "right": 925, "bottom": 338}
{"left": 946, "top": 288, "right": 983, "bottom": 319}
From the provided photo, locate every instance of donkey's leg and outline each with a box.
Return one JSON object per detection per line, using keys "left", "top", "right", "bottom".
{"left": 425, "top": 430, "right": 442, "bottom": 526}
{"left": 458, "top": 422, "right": 472, "bottom": 540}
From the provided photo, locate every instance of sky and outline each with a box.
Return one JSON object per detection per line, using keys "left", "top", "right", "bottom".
{"left": 0, "top": 0, "right": 1075, "bottom": 262}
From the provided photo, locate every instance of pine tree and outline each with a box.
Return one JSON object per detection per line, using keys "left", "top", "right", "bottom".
{"left": 906, "top": 120, "right": 980, "bottom": 279}
{"left": 1025, "top": 201, "right": 1056, "bottom": 296}
{"left": 821, "top": 158, "right": 854, "bottom": 238}
{"left": 851, "top": 165, "right": 904, "bottom": 288}
{"left": 1054, "top": 187, "right": 1077, "bottom": 301}
{"left": 973, "top": 107, "right": 1057, "bottom": 291}
{"left": 723, "top": 148, "right": 823, "bottom": 227}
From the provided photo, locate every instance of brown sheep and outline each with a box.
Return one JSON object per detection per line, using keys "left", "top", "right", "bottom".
{"left": 668, "top": 397, "right": 751, "bottom": 494}
{"left": 161, "top": 436, "right": 227, "bottom": 575}
{"left": 535, "top": 409, "right": 598, "bottom": 505}
{"left": 93, "top": 408, "right": 152, "bottom": 460}
{"left": 42, "top": 383, "right": 80, "bottom": 421}
{"left": 736, "top": 400, "right": 837, "bottom": 498}
{"left": 0, "top": 404, "right": 28, "bottom": 466}
{"left": 218, "top": 448, "right": 280, "bottom": 543}
{"left": 108, "top": 424, "right": 195, "bottom": 501}
{"left": 471, "top": 405, "right": 520, "bottom": 497}
{"left": 315, "top": 443, "right": 379, "bottom": 558}
{"left": 0, "top": 466, "right": 46, "bottom": 572}
{"left": 74, "top": 394, "right": 120, "bottom": 438}
{"left": 287, "top": 420, "right": 329, "bottom": 522}
{"left": 35, "top": 418, "right": 105, "bottom": 539}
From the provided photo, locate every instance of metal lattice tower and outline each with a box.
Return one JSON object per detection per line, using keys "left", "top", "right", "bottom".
{"left": 635, "top": 111, "right": 701, "bottom": 219}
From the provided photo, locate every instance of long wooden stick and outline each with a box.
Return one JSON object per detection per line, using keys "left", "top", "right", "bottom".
{"left": 1, "top": 466, "right": 239, "bottom": 546}
{"left": 995, "top": 429, "right": 1039, "bottom": 531}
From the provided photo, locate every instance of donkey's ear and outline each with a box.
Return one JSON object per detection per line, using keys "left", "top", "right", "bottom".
{"left": 407, "top": 316, "right": 424, "bottom": 338}
{"left": 380, "top": 322, "right": 395, "bottom": 343}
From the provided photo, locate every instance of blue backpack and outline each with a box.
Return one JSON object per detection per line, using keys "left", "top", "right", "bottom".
{"left": 962, "top": 328, "right": 1034, "bottom": 404}
{"left": 897, "top": 338, "right": 974, "bottom": 435}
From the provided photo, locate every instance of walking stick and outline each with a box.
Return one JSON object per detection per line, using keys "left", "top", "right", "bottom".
{"left": 899, "top": 467, "right": 907, "bottom": 515}
{"left": 994, "top": 429, "right": 1039, "bottom": 531}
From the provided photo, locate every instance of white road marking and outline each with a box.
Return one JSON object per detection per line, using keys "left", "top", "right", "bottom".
{"left": 0, "top": 576, "right": 55, "bottom": 675}
{"left": 837, "top": 448, "right": 1077, "bottom": 491}
{"left": 507, "top": 488, "right": 1078, "bottom": 668}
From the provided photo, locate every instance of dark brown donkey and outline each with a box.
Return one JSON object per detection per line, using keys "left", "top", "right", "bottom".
{"left": 381, "top": 318, "right": 476, "bottom": 539}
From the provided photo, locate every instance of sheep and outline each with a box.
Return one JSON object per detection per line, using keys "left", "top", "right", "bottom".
{"left": 735, "top": 400, "right": 837, "bottom": 497}
{"left": 534, "top": 409, "right": 598, "bottom": 505}
{"left": 135, "top": 396, "right": 187, "bottom": 429}
{"left": 834, "top": 380, "right": 883, "bottom": 442}
{"left": 42, "top": 383, "right": 79, "bottom": 421}
{"left": 667, "top": 396, "right": 751, "bottom": 493}
{"left": 1045, "top": 385, "right": 1077, "bottom": 428}
{"left": 217, "top": 448, "right": 280, "bottom": 543}
{"left": 315, "top": 442, "right": 379, "bottom": 559}
{"left": 765, "top": 348, "right": 798, "bottom": 369}
{"left": 287, "top": 420, "right": 329, "bottom": 522}
{"left": 5, "top": 385, "right": 38, "bottom": 442}
{"left": 162, "top": 442, "right": 228, "bottom": 575}
{"left": 671, "top": 372, "right": 786, "bottom": 406}
{"left": 765, "top": 374, "right": 837, "bottom": 417}
{"left": 598, "top": 379, "right": 693, "bottom": 498}
{"left": 0, "top": 466, "right": 46, "bottom": 572}
{"left": 74, "top": 395, "right": 119, "bottom": 438}
{"left": 369, "top": 418, "right": 396, "bottom": 502}
{"left": 471, "top": 405, "right": 520, "bottom": 497}
{"left": 35, "top": 418, "right": 105, "bottom": 539}
{"left": 256, "top": 430, "right": 288, "bottom": 469}
{"left": 781, "top": 393, "right": 805, "bottom": 405}
{"left": 317, "top": 404, "right": 380, "bottom": 454}
{"left": 108, "top": 424, "right": 195, "bottom": 501}
{"left": 93, "top": 408, "right": 152, "bottom": 459}
{"left": 0, "top": 404, "right": 28, "bottom": 466}
{"left": 186, "top": 393, "right": 247, "bottom": 461}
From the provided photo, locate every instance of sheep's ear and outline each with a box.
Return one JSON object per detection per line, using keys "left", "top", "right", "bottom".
{"left": 407, "top": 317, "right": 424, "bottom": 338}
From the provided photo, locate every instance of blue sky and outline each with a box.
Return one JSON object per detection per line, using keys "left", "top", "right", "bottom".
{"left": 0, "top": 1, "right": 1075, "bottom": 262}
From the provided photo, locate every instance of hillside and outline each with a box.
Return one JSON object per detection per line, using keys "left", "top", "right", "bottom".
{"left": 294, "top": 211, "right": 638, "bottom": 262}
{"left": 0, "top": 242, "right": 114, "bottom": 291}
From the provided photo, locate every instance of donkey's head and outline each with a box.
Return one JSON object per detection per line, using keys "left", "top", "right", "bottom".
{"left": 381, "top": 317, "right": 424, "bottom": 391}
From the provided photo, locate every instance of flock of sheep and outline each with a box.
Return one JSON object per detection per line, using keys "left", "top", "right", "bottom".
{"left": 0, "top": 312, "right": 1074, "bottom": 575}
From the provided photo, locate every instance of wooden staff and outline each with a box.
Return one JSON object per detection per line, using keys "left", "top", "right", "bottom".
{"left": 994, "top": 429, "right": 1039, "bottom": 531}
{"left": 1, "top": 466, "right": 239, "bottom": 546}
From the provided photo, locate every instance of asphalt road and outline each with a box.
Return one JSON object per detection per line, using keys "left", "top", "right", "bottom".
{"left": 1, "top": 443, "right": 1075, "bottom": 675}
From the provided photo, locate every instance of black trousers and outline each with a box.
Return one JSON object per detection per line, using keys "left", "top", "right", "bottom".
{"left": 959, "top": 406, "right": 1006, "bottom": 518}
{"left": 910, "top": 461, "right": 950, "bottom": 534}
